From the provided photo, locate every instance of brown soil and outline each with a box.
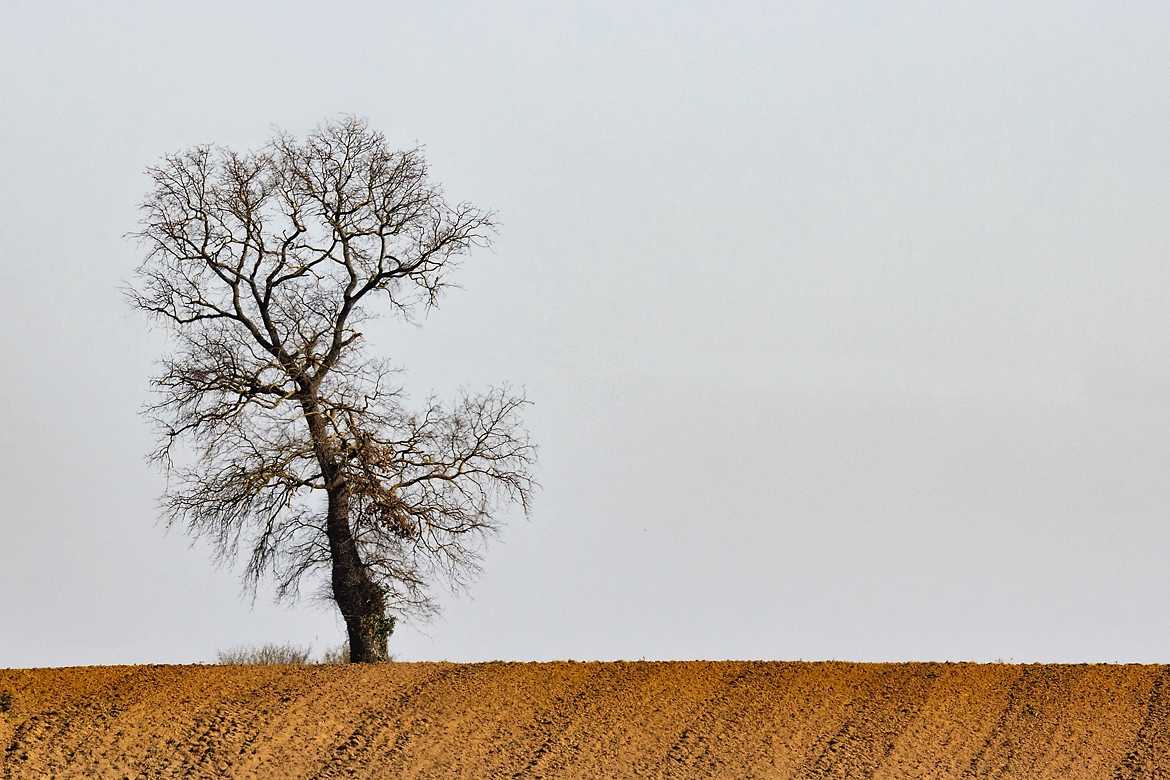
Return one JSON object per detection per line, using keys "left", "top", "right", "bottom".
{"left": 1, "top": 661, "right": 1167, "bottom": 778}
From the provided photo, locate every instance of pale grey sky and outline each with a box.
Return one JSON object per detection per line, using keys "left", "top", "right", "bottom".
{"left": 2, "top": 0, "right": 1169, "bottom": 667}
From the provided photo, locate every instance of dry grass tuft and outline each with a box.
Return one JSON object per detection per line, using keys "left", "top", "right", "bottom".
{"left": 215, "top": 642, "right": 394, "bottom": 665}
{"left": 216, "top": 643, "right": 312, "bottom": 666}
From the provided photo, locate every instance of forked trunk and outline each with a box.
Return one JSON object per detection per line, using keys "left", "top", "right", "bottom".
{"left": 326, "top": 483, "right": 394, "bottom": 663}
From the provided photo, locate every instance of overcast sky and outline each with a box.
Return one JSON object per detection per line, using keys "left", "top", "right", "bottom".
{"left": 3, "top": 0, "right": 1170, "bottom": 667}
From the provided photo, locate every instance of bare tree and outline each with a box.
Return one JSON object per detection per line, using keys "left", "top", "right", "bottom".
{"left": 128, "top": 117, "right": 535, "bottom": 662}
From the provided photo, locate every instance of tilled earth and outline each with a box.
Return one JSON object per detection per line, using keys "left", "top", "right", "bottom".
{"left": 1, "top": 661, "right": 1168, "bottom": 778}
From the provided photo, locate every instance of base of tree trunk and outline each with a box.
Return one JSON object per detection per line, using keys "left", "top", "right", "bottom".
{"left": 345, "top": 611, "right": 396, "bottom": 663}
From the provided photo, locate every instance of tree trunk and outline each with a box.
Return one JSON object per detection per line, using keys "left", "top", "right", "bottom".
{"left": 301, "top": 396, "right": 394, "bottom": 663}
{"left": 326, "top": 483, "right": 394, "bottom": 663}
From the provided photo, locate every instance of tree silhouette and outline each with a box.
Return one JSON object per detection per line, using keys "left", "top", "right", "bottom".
{"left": 128, "top": 117, "right": 535, "bottom": 662}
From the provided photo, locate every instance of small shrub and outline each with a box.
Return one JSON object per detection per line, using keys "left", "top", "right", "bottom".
{"left": 0, "top": 691, "right": 12, "bottom": 713}
{"left": 318, "top": 643, "right": 350, "bottom": 665}
{"left": 216, "top": 643, "right": 311, "bottom": 666}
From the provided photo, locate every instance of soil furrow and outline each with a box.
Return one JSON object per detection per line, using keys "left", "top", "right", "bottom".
{"left": 307, "top": 662, "right": 468, "bottom": 779}
{"left": 963, "top": 665, "right": 1081, "bottom": 779}
{"left": 795, "top": 663, "right": 937, "bottom": 779}
{"left": 1115, "top": 666, "right": 1170, "bottom": 780}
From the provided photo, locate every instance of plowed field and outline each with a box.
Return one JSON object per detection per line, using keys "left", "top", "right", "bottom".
{"left": 2, "top": 661, "right": 1167, "bottom": 778}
